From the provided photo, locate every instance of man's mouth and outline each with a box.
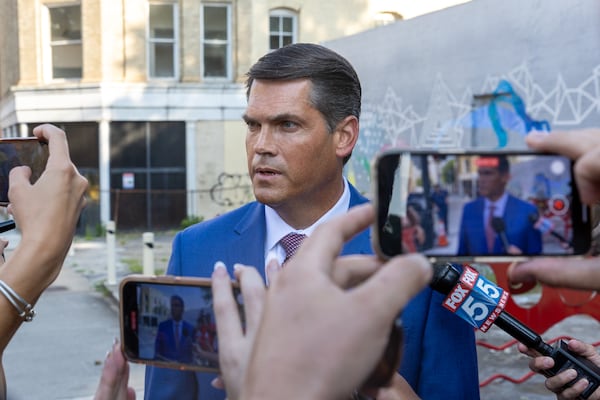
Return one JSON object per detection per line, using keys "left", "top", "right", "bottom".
{"left": 255, "top": 167, "right": 280, "bottom": 176}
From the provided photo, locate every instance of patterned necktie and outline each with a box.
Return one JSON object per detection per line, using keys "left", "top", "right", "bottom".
{"left": 485, "top": 204, "right": 496, "bottom": 252}
{"left": 279, "top": 232, "right": 307, "bottom": 265}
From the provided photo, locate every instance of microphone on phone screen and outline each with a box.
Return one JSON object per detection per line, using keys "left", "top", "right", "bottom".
{"left": 430, "top": 263, "right": 600, "bottom": 399}
{"left": 491, "top": 217, "right": 511, "bottom": 252}
{"left": 528, "top": 212, "right": 572, "bottom": 247}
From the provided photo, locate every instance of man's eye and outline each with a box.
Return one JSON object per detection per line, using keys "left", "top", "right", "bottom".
{"left": 246, "top": 121, "right": 259, "bottom": 131}
{"left": 281, "top": 121, "right": 298, "bottom": 130}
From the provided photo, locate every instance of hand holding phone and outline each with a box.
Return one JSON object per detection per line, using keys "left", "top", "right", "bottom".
{"left": 0, "top": 138, "right": 49, "bottom": 206}
{"left": 372, "top": 150, "right": 591, "bottom": 262}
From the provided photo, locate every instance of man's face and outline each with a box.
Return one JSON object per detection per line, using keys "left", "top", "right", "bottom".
{"left": 477, "top": 166, "right": 508, "bottom": 201}
{"left": 171, "top": 298, "right": 184, "bottom": 321}
{"left": 244, "top": 79, "right": 345, "bottom": 221}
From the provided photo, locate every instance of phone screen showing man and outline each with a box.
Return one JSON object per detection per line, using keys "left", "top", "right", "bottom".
{"left": 121, "top": 280, "right": 243, "bottom": 372}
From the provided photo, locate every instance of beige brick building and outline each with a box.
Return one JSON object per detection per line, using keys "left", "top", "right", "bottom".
{"left": 0, "top": 0, "right": 454, "bottom": 231}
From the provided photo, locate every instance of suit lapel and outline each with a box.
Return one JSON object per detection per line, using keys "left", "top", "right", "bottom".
{"left": 232, "top": 202, "right": 268, "bottom": 280}
{"left": 343, "top": 184, "right": 373, "bottom": 255}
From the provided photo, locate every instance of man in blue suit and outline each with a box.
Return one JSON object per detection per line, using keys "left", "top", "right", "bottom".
{"left": 154, "top": 295, "right": 195, "bottom": 364}
{"left": 457, "top": 155, "right": 542, "bottom": 256}
{"left": 145, "top": 43, "right": 480, "bottom": 399}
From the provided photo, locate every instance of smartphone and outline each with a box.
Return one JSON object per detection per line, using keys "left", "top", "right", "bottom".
{"left": 120, "top": 275, "right": 242, "bottom": 372}
{"left": 0, "top": 137, "right": 49, "bottom": 206}
{"left": 372, "top": 149, "right": 592, "bottom": 262}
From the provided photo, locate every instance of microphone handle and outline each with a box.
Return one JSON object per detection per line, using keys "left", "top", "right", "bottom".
{"left": 494, "top": 311, "right": 553, "bottom": 356}
{"left": 499, "top": 232, "right": 511, "bottom": 252}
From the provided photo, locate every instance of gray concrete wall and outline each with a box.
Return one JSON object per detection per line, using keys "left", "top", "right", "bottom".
{"left": 325, "top": 0, "right": 600, "bottom": 192}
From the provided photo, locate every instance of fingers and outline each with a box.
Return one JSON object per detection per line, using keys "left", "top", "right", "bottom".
{"left": 94, "top": 341, "right": 132, "bottom": 400}
{"left": 290, "top": 204, "right": 374, "bottom": 275}
{"left": 32, "top": 124, "right": 71, "bottom": 167}
{"left": 265, "top": 256, "right": 281, "bottom": 287}
{"left": 508, "top": 257, "right": 600, "bottom": 290}
{"left": 232, "top": 264, "right": 266, "bottom": 337}
{"left": 212, "top": 263, "right": 243, "bottom": 345}
{"left": 351, "top": 254, "right": 432, "bottom": 322}
{"left": 566, "top": 339, "right": 599, "bottom": 358}
{"left": 8, "top": 166, "right": 32, "bottom": 193}
{"left": 525, "top": 130, "right": 600, "bottom": 160}
{"left": 330, "top": 255, "right": 382, "bottom": 289}
{"left": 573, "top": 146, "right": 600, "bottom": 204}
{"left": 526, "top": 130, "right": 600, "bottom": 204}
{"left": 211, "top": 376, "right": 225, "bottom": 390}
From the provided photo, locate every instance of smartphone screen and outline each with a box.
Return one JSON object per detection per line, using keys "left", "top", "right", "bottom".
{"left": 120, "top": 276, "right": 243, "bottom": 372}
{"left": 374, "top": 150, "right": 591, "bottom": 261}
{"left": 0, "top": 138, "right": 49, "bottom": 206}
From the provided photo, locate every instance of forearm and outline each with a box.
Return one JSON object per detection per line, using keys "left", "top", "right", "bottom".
{"left": 0, "top": 242, "right": 67, "bottom": 351}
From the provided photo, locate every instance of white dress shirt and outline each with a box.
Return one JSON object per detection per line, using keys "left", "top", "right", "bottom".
{"left": 263, "top": 178, "right": 351, "bottom": 282}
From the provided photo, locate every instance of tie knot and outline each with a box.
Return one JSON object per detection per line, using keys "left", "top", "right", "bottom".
{"left": 280, "top": 232, "right": 307, "bottom": 264}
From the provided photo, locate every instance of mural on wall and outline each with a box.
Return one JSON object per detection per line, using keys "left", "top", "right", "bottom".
{"left": 348, "top": 63, "right": 600, "bottom": 195}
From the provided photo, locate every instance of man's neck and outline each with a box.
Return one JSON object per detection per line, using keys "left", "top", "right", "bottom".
{"left": 275, "top": 179, "right": 346, "bottom": 230}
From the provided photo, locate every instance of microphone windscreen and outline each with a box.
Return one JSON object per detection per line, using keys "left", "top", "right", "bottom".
{"left": 491, "top": 217, "right": 506, "bottom": 233}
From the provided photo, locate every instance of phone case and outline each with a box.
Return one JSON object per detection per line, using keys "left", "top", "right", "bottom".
{"left": 119, "top": 274, "right": 240, "bottom": 373}
{"left": 371, "top": 149, "right": 592, "bottom": 264}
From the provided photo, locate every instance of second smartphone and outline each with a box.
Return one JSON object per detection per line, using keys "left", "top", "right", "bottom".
{"left": 372, "top": 149, "right": 592, "bottom": 263}
{"left": 120, "top": 275, "right": 242, "bottom": 373}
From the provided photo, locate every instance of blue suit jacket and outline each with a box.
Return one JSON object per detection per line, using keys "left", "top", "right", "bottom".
{"left": 145, "top": 184, "right": 480, "bottom": 399}
{"left": 457, "top": 195, "right": 542, "bottom": 256}
{"left": 154, "top": 319, "right": 195, "bottom": 363}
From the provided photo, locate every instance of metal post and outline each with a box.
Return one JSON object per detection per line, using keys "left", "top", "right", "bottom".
{"left": 143, "top": 232, "right": 155, "bottom": 276}
{"left": 106, "top": 221, "right": 116, "bottom": 285}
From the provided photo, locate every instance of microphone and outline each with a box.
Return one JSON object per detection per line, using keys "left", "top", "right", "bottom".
{"left": 430, "top": 263, "right": 600, "bottom": 399}
{"left": 528, "top": 212, "right": 572, "bottom": 248}
{"left": 491, "top": 217, "right": 511, "bottom": 252}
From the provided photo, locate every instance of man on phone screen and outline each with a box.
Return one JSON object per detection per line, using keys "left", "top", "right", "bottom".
{"left": 457, "top": 155, "right": 542, "bottom": 256}
{"left": 154, "top": 295, "right": 194, "bottom": 364}
{"left": 145, "top": 43, "right": 480, "bottom": 400}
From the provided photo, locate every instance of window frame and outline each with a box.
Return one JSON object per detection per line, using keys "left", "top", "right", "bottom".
{"left": 43, "top": 2, "right": 83, "bottom": 81}
{"left": 269, "top": 8, "right": 298, "bottom": 51}
{"left": 200, "top": 3, "right": 232, "bottom": 81}
{"left": 147, "top": 1, "right": 179, "bottom": 80}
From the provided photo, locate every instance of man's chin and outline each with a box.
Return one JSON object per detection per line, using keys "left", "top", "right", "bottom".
{"left": 254, "top": 192, "right": 284, "bottom": 208}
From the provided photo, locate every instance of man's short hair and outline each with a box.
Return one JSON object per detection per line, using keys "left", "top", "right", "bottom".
{"left": 246, "top": 43, "right": 361, "bottom": 167}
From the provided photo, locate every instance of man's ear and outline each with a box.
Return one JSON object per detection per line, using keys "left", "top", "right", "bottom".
{"left": 334, "top": 115, "right": 359, "bottom": 160}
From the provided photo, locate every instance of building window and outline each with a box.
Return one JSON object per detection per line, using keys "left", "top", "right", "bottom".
{"left": 201, "top": 4, "right": 231, "bottom": 79}
{"left": 269, "top": 9, "right": 297, "bottom": 50}
{"left": 148, "top": 3, "right": 178, "bottom": 78}
{"left": 48, "top": 4, "right": 82, "bottom": 79}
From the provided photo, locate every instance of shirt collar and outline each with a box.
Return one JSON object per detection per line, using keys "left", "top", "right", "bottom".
{"left": 485, "top": 192, "right": 509, "bottom": 216}
{"left": 264, "top": 178, "right": 351, "bottom": 259}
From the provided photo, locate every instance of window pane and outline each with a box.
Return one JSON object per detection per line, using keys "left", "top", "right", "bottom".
{"left": 149, "top": 4, "right": 174, "bottom": 39}
{"left": 282, "top": 17, "right": 293, "bottom": 32}
{"left": 50, "top": 5, "right": 81, "bottom": 41}
{"left": 282, "top": 36, "right": 292, "bottom": 47}
{"left": 204, "top": 44, "right": 226, "bottom": 77}
{"left": 52, "top": 44, "right": 83, "bottom": 78}
{"left": 204, "top": 7, "right": 227, "bottom": 40}
{"left": 110, "top": 122, "right": 147, "bottom": 168}
{"left": 269, "top": 16, "right": 278, "bottom": 31}
{"left": 151, "top": 43, "right": 174, "bottom": 77}
{"left": 269, "top": 35, "right": 280, "bottom": 50}
{"left": 149, "top": 122, "right": 185, "bottom": 168}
